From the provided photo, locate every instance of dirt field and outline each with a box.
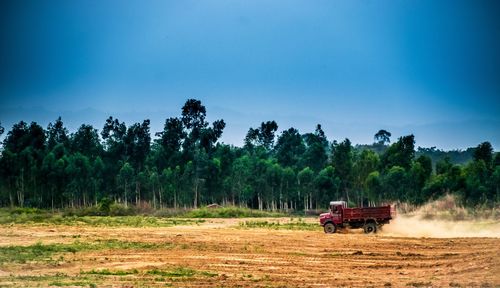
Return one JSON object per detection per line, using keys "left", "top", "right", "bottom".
{"left": 0, "top": 218, "right": 498, "bottom": 288}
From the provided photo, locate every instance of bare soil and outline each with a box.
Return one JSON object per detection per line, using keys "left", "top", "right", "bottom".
{"left": 0, "top": 218, "right": 498, "bottom": 287}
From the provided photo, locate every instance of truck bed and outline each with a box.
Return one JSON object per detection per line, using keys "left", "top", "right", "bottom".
{"left": 342, "top": 206, "right": 393, "bottom": 222}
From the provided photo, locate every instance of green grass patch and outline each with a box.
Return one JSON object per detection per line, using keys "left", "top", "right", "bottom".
{"left": 238, "top": 219, "right": 321, "bottom": 230}
{"left": 182, "top": 206, "right": 285, "bottom": 218}
{"left": 48, "top": 281, "right": 97, "bottom": 287}
{"left": 80, "top": 267, "right": 218, "bottom": 281}
{"left": 0, "top": 242, "right": 81, "bottom": 264}
{"left": 0, "top": 239, "right": 173, "bottom": 265}
{"left": 0, "top": 206, "right": 288, "bottom": 227}
{"left": 146, "top": 267, "right": 217, "bottom": 278}
{"left": 147, "top": 267, "right": 196, "bottom": 277}
{"left": 11, "top": 274, "right": 66, "bottom": 281}
{"left": 92, "top": 238, "right": 172, "bottom": 250}
{"left": 81, "top": 268, "right": 138, "bottom": 276}
{"left": 0, "top": 208, "right": 204, "bottom": 227}
{"left": 8, "top": 274, "right": 97, "bottom": 287}
{"left": 63, "top": 216, "right": 204, "bottom": 227}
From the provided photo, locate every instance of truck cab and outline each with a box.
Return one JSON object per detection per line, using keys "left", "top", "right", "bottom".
{"left": 319, "top": 201, "right": 346, "bottom": 233}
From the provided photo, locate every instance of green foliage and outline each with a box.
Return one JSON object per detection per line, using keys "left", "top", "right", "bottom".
{"left": 244, "top": 121, "right": 278, "bottom": 151}
{"left": 381, "top": 135, "right": 415, "bottom": 170}
{"left": 473, "top": 142, "right": 493, "bottom": 168}
{"left": 0, "top": 242, "right": 76, "bottom": 264}
{"left": 0, "top": 208, "right": 204, "bottom": 227}
{"left": 275, "top": 127, "right": 305, "bottom": 168}
{"left": 0, "top": 240, "right": 164, "bottom": 265}
{"left": 300, "top": 125, "right": 328, "bottom": 172}
{"left": 415, "top": 147, "right": 474, "bottom": 167}
{"left": 238, "top": 219, "right": 321, "bottom": 230}
{"left": 184, "top": 206, "right": 284, "bottom": 218}
{"left": 331, "top": 139, "right": 353, "bottom": 202}
{"left": 374, "top": 129, "right": 391, "bottom": 145}
{"left": 147, "top": 267, "right": 196, "bottom": 278}
{"left": 382, "top": 166, "right": 407, "bottom": 200}
{"left": 81, "top": 269, "right": 138, "bottom": 276}
{"left": 0, "top": 100, "right": 497, "bottom": 210}
{"left": 314, "top": 166, "right": 340, "bottom": 205}
{"left": 49, "top": 281, "right": 97, "bottom": 287}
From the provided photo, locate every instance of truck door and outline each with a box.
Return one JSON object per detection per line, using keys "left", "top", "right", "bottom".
{"left": 331, "top": 205, "right": 342, "bottom": 224}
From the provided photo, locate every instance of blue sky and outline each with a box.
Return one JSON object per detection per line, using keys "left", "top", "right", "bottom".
{"left": 1, "top": 0, "right": 499, "bottom": 150}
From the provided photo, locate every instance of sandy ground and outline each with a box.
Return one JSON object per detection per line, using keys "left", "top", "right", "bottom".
{"left": 0, "top": 218, "right": 498, "bottom": 287}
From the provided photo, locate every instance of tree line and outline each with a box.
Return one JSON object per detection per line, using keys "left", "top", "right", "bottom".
{"left": 0, "top": 99, "right": 498, "bottom": 210}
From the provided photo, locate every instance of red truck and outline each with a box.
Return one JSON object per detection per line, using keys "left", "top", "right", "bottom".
{"left": 319, "top": 201, "right": 395, "bottom": 234}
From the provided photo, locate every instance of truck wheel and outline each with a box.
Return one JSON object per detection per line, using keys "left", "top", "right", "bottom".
{"left": 324, "top": 223, "right": 336, "bottom": 234}
{"left": 363, "top": 222, "right": 377, "bottom": 234}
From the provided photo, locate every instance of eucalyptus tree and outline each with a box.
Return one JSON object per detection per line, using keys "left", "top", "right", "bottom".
{"left": 47, "top": 117, "right": 69, "bottom": 151}
{"left": 160, "top": 166, "right": 182, "bottom": 208}
{"left": 42, "top": 144, "right": 68, "bottom": 208}
{"left": 381, "top": 166, "right": 407, "bottom": 201}
{"left": 0, "top": 121, "right": 46, "bottom": 207}
{"left": 244, "top": 121, "right": 278, "bottom": 152}
{"left": 374, "top": 129, "right": 391, "bottom": 145}
{"left": 124, "top": 120, "right": 152, "bottom": 204}
{"left": 407, "top": 155, "right": 433, "bottom": 204}
{"left": 275, "top": 127, "right": 305, "bottom": 169}
{"left": 352, "top": 149, "right": 380, "bottom": 206}
{"left": 181, "top": 99, "right": 208, "bottom": 156}
{"left": 331, "top": 138, "right": 353, "bottom": 204}
{"left": 65, "top": 152, "right": 92, "bottom": 206}
{"left": 101, "top": 116, "right": 127, "bottom": 160}
{"left": 314, "top": 166, "right": 339, "bottom": 209}
{"left": 71, "top": 124, "right": 102, "bottom": 160}
{"left": 124, "top": 119, "right": 151, "bottom": 170}
{"left": 101, "top": 117, "right": 128, "bottom": 198}
{"left": 117, "top": 162, "right": 134, "bottom": 207}
{"left": 92, "top": 156, "right": 105, "bottom": 205}
{"left": 380, "top": 135, "right": 415, "bottom": 171}
{"left": 473, "top": 142, "right": 493, "bottom": 170}
{"left": 230, "top": 155, "right": 253, "bottom": 206}
{"left": 282, "top": 167, "right": 296, "bottom": 210}
{"left": 155, "top": 117, "right": 185, "bottom": 169}
{"left": 365, "top": 171, "right": 382, "bottom": 205}
{"left": 181, "top": 99, "right": 226, "bottom": 157}
{"left": 298, "top": 167, "right": 314, "bottom": 210}
{"left": 301, "top": 124, "right": 328, "bottom": 172}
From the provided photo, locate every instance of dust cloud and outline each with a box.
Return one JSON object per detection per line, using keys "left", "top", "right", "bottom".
{"left": 381, "top": 215, "right": 500, "bottom": 238}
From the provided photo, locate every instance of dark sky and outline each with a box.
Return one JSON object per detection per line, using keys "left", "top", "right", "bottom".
{"left": 1, "top": 0, "right": 499, "bottom": 150}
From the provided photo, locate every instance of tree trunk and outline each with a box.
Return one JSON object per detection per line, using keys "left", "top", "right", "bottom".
{"left": 345, "top": 186, "right": 350, "bottom": 206}
{"left": 153, "top": 187, "right": 157, "bottom": 209}
{"left": 124, "top": 180, "right": 128, "bottom": 207}
{"left": 304, "top": 195, "right": 308, "bottom": 212}
{"left": 174, "top": 188, "right": 177, "bottom": 209}
{"left": 258, "top": 193, "right": 262, "bottom": 210}
{"left": 194, "top": 179, "right": 198, "bottom": 209}
{"left": 9, "top": 189, "right": 14, "bottom": 208}
{"left": 135, "top": 181, "right": 140, "bottom": 205}
{"left": 159, "top": 187, "right": 163, "bottom": 209}
{"left": 17, "top": 169, "right": 25, "bottom": 207}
